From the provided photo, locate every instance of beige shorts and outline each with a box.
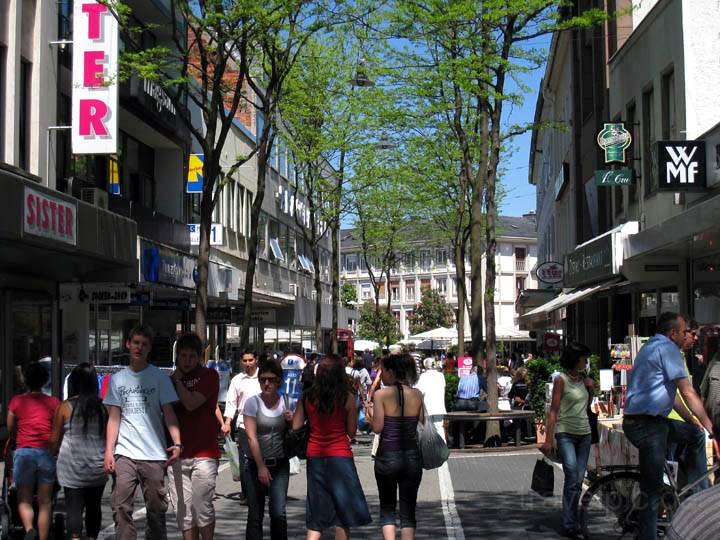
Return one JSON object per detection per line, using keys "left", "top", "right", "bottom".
{"left": 167, "top": 458, "right": 219, "bottom": 531}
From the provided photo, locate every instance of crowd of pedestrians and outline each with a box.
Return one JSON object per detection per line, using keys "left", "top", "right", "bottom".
{"left": 4, "top": 328, "right": 445, "bottom": 540}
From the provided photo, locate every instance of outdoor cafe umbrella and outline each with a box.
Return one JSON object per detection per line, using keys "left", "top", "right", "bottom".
{"left": 410, "top": 327, "right": 456, "bottom": 351}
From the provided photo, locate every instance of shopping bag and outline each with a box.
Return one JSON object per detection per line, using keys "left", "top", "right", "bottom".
{"left": 289, "top": 456, "right": 301, "bottom": 476}
{"left": 417, "top": 404, "right": 449, "bottom": 470}
{"left": 531, "top": 458, "right": 555, "bottom": 497}
{"left": 224, "top": 435, "right": 241, "bottom": 481}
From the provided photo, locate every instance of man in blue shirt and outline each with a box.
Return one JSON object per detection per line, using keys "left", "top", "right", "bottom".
{"left": 455, "top": 366, "right": 488, "bottom": 411}
{"left": 623, "top": 312, "right": 713, "bottom": 540}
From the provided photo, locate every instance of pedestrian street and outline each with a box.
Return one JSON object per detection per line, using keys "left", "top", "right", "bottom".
{"left": 87, "top": 435, "right": 569, "bottom": 540}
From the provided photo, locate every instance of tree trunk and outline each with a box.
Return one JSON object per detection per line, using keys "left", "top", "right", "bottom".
{"left": 454, "top": 241, "right": 466, "bottom": 357}
{"left": 483, "top": 183, "right": 499, "bottom": 442}
{"left": 313, "top": 249, "right": 323, "bottom": 352}
{"left": 195, "top": 158, "right": 218, "bottom": 342}
{"left": 240, "top": 140, "right": 271, "bottom": 349}
{"left": 469, "top": 184, "right": 484, "bottom": 360}
{"left": 330, "top": 220, "right": 340, "bottom": 354}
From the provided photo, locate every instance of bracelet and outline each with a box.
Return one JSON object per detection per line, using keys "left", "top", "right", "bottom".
{"left": 172, "top": 443, "right": 184, "bottom": 451}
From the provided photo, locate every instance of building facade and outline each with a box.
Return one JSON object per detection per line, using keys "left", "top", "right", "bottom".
{"left": 340, "top": 215, "right": 538, "bottom": 343}
{"left": 524, "top": 0, "right": 720, "bottom": 375}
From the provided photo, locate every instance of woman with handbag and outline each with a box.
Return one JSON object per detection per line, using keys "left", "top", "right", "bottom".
{"left": 365, "top": 353, "right": 424, "bottom": 540}
{"left": 541, "top": 342, "right": 594, "bottom": 539}
{"left": 292, "top": 355, "right": 371, "bottom": 540}
{"left": 243, "top": 358, "right": 293, "bottom": 540}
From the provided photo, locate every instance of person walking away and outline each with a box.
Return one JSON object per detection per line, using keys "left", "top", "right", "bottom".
{"left": 103, "top": 324, "right": 182, "bottom": 540}
{"left": 167, "top": 332, "right": 220, "bottom": 540}
{"left": 366, "top": 354, "right": 423, "bottom": 540}
{"left": 352, "top": 358, "right": 372, "bottom": 397}
{"left": 623, "top": 312, "right": 714, "bottom": 540}
{"left": 243, "top": 359, "right": 293, "bottom": 540}
{"left": 363, "top": 349, "right": 374, "bottom": 372}
{"left": 223, "top": 350, "right": 261, "bottom": 497}
{"left": 50, "top": 363, "right": 107, "bottom": 540}
{"left": 665, "top": 320, "right": 709, "bottom": 493}
{"left": 292, "top": 355, "right": 371, "bottom": 539}
{"left": 416, "top": 358, "right": 446, "bottom": 441}
{"left": 6, "top": 362, "right": 60, "bottom": 540}
{"left": 541, "top": 342, "right": 594, "bottom": 538}
{"left": 508, "top": 368, "right": 531, "bottom": 439}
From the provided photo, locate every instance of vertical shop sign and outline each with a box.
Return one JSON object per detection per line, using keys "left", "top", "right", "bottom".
{"left": 109, "top": 157, "right": 120, "bottom": 194}
{"left": 72, "top": 1, "right": 119, "bottom": 154}
{"left": 187, "top": 154, "right": 204, "bottom": 193}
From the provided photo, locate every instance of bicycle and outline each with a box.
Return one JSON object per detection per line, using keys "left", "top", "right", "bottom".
{"left": 579, "top": 441, "right": 720, "bottom": 539}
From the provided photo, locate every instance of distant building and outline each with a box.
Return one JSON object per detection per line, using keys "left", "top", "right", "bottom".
{"left": 340, "top": 215, "right": 537, "bottom": 344}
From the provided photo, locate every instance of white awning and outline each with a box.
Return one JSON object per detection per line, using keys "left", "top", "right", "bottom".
{"left": 520, "top": 278, "right": 623, "bottom": 321}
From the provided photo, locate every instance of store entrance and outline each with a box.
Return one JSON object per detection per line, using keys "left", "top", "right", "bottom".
{"left": 1, "top": 289, "right": 54, "bottom": 435}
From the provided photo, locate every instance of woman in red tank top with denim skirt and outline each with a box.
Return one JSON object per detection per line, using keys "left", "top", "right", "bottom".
{"left": 292, "top": 355, "right": 371, "bottom": 539}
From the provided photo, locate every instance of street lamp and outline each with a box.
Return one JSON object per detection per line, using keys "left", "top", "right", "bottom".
{"left": 349, "top": 58, "right": 374, "bottom": 87}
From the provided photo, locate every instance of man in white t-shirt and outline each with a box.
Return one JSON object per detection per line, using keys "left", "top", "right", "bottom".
{"left": 104, "top": 325, "right": 182, "bottom": 540}
{"left": 223, "top": 350, "right": 261, "bottom": 497}
{"left": 416, "top": 358, "right": 447, "bottom": 441}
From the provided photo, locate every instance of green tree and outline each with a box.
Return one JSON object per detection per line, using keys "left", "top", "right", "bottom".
{"left": 386, "top": 0, "right": 605, "bottom": 444}
{"left": 357, "top": 301, "right": 400, "bottom": 344}
{"left": 408, "top": 288, "right": 455, "bottom": 335}
{"left": 340, "top": 282, "right": 357, "bottom": 308}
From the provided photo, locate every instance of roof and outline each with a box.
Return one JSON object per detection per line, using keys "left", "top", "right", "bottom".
{"left": 340, "top": 214, "right": 536, "bottom": 250}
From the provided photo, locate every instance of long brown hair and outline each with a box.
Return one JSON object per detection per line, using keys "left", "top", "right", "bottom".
{"left": 303, "top": 355, "right": 350, "bottom": 414}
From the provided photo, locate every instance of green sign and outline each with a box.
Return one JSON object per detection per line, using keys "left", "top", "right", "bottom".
{"left": 595, "top": 168, "right": 635, "bottom": 186}
{"left": 597, "top": 123, "right": 632, "bottom": 163}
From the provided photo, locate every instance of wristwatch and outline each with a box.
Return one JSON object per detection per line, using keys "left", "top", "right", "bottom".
{"left": 172, "top": 443, "right": 184, "bottom": 451}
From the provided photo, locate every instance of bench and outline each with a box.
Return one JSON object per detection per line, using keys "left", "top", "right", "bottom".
{"left": 444, "top": 410, "right": 535, "bottom": 449}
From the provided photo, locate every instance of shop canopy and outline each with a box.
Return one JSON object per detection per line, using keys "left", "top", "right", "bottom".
{"left": 520, "top": 278, "right": 625, "bottom": 323}
{"left": 458, "top": 324, "right": 532, "bottom": 342}
{"left": 354, "top": 339, "right": 380, "bottom": 351}
{"left": 410, "top": 327, "right": 457, "bottom": 341}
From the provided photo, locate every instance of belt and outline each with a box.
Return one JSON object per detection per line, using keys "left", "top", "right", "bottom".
{"left": 262, "top": 457, "right": 284, "bottom": 467}
{"left": 624, "top": 414, "right": 666, "bottom": 421}
{"left": 458, "top": 397, "right": 480, "bottom": 401}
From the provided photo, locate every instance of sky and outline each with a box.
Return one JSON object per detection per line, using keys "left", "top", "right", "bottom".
{"left": 498, "top": 37, "right": 551, "bottom": 218}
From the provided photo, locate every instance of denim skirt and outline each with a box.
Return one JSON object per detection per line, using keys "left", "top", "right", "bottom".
{"left": 306, "top": 456, "right": 372, "bottom": 531}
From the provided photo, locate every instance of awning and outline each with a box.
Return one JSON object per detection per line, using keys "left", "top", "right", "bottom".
{"left": 520, "top": 278, "right": 623, "bottom": 322}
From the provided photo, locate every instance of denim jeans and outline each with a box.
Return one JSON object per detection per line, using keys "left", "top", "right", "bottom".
{"left": 243, "top": 458, "right": 290, "bottom": 540}
{"left": 623, "top": 416, "right": 669, "bottom": 540}
{"left": 555, "top": 432, "right": 591, "bottom": 531}
{"left": 667, "top": 418, "right": 709, "bottom": 493}
{"left": 374, "top": 450, "right": 423, "bottom": 529}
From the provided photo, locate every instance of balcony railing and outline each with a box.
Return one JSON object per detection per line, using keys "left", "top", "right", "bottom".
{"left": 515, "top": 259, "right": 527, "bottom": 272}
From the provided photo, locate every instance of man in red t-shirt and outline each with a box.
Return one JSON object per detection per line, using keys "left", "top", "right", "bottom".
{"left": 168, "top": 333, "right": 220, "bottom": 540}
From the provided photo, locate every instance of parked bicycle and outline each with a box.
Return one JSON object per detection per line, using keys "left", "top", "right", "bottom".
{"left": 580, "top": 440, "right": 720, "bottom": 539}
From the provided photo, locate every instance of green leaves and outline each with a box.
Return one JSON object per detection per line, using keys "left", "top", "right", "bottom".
{"left": 357, "top": 301, "right": 401, "bottom": 344}
{"left": 408, "top": 288, "right": 455, "bottom": 336}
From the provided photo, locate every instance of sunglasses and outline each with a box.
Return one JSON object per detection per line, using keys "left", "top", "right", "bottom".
{"left": 259, "top": 376, "right": 279, "bottom": 384}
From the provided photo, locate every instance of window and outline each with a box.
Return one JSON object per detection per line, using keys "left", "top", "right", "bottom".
{"left": 288, "top": 228, "right": 297, "bottom": 269}
{"left": 403, "top": 252, "right": 415, "bottom": 269}
{"left": 19, "top": 59, "right": 31, "bottom": 170}
{"left": 580, "top": 33, "right": 594, "bottom": 121}
{"left": 516, "top": 277, "right": 525, "bottom": 292}
{"left": 627, "top": 102, "right": 638, "bottom": 203}
{"left": 661, "top": 69, "right": 676, "bottom": 140}
{"left": 378, "top": 282, "right": 386, "bottom": 300}
{"left": 642, "top": 87, "right": 656, "bottom": 196}
{"left": 420, "top": 250, "right": 432, "bottom": 271}
{"left": 420, "top": 279, "right": 431, "bottom": 291}
{"left": 515, "top": 247, "right": 527, "bottom": 271}
{"left": 391, "top": 285, "right": 399, "bottom": 302}
{"left": 257, "top": 212, "right": 268, "bottom": 258}
{"left": 435, "top": 249, "right": 448, "bottom": 266}
{"left": 344, "top": 253, "right": 357, "bottom": 272}
{"left": 436, "top": 278, "right": 447, "bottom": 295}
{"left": 392, "top": 310, "right": 400, "bottom": 321}
{"left": 405, "top": 284, "right": 415, "bottom": 302}
{"left": 0, "top": 46, "right": 6, "bottom": 161}
{"left": 279, "top": 224, "right": 289, "bottom": 265}
{"left": 361, "top": 284, "right": 371, "bottom": 300}
{"left": 269, "top": 237, "right": 285, "bottom": 262}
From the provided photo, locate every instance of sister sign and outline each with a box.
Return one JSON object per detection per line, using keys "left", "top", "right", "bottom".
{"left": 72, "top": 1, "right": 119, "bottom": 154}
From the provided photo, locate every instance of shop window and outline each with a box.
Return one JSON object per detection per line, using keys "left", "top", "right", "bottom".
{"left": 640, "top": 291, "right": 658, "bottom": 317}
{"left": 660, "top": 289, "right": 679, "bottom": 314}
{"left": 642, "top": 88, "right": 656, "bottom": 196}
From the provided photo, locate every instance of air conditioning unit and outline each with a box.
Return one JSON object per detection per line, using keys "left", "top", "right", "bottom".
{"left": 80, "top": 188, "right": 109, "bottom": 210}
{"left": 289, "top": 283, "right": 298, "bottom": 296}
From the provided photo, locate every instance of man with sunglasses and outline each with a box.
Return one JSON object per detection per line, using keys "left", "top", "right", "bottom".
{"left": 223, "top": 350, "right": 261, "bottom": 501}
{"left": 666, "top": 320, "right": 709, "bottom": 492}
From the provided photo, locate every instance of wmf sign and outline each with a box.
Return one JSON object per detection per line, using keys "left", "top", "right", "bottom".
{"left": 658, "top": 141, "right": 707, "bottom": 191}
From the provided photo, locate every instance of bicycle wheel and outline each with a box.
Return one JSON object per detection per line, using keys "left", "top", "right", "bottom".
{"left": 580, "top": 471, "right": 678, "bottom": 539}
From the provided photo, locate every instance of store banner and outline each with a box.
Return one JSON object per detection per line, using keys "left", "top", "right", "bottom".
{"left": 109, "top": 157, "right": 120, "bottom": 194}
{"left": 24, "top": 186, "right": 77, "bottom": 246}
{"left": 187, "top": 154, "right": 204, "bottom": 193}
{"left": 595, "top": 168, "right": 634, "bottom": 187}
{"left": 657, "top": 140, "right": 707, "bottom": 191}
{"left": 140, "top": 239, "right": 197, "bottom": 289}
{"left": 72, "top": 1, "right": 119, "bottom": 154}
